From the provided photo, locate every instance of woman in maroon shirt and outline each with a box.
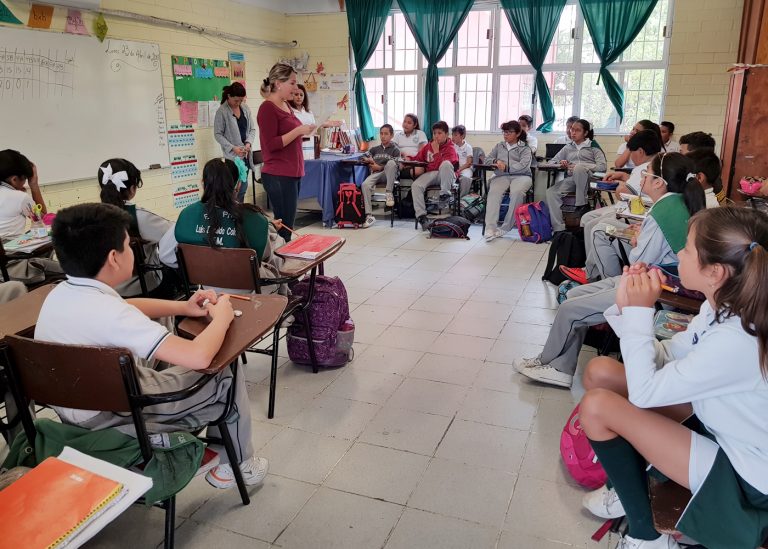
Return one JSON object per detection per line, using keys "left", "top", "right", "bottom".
{"left": 257, "top": 63, "right": 316, "bottom": 241}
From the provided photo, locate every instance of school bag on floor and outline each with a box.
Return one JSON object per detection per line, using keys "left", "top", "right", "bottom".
{"left": 459, "top": 193, "right": 485, "bottom": 223}
{"left": 541, "top": 230, "right": 586, "bottom": 285}
{"left": 514, "top": 201, "right": 553, "bottom": 243}
{"left": 428, "top": 215, "right": 471, "bottom": 239}
{"left": 335, "top": 182, "right": 365, "bottom": 228}
{"left": 287, "top": 275, "right": 354, "bottom": 367}
{"left": 561, "top": 404, "right": 607, "bottom": 489}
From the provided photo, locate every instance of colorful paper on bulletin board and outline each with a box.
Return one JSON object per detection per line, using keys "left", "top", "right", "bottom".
{"left": 172, "top": 55, "right": 230, "bottom": 102}
{"left": 168, "top": 124, "right": 195, "bottom": 150}
{"left": 28, "top": 4, "right": 54, "bottom": 29}
{"left": 94, "top": 13, "right": 108, "bottom": 42}
{"left": 319, "top": 73, "right": 349, "bottom": 92}
{"left": 179, "top": 101, "right": 198, "bottom": 125}
{"left": 171, "top": 154, "right": 198, "bottom": 181}
{"left": 173, "top": 182, "right": 201, "bottom": 209}
{"left": 196, "top": 101, "right": 209, "bottom": 127}
{"left": 0, "top": 1, "right": 22, "bottom": 24}
{"left": 230, "top": 61, "right": 246, "bottom": 84}
{"left": 228, "top": 52, "right": 245, "bottom": 63}
{"left": 65, "top": 9, "right": 89, "bottom": 35}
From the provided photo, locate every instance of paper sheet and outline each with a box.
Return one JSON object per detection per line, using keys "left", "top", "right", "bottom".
{"left": 65, "top": 9, "right": 89, "bottom": 35}
{"left": 196, "top": 101, "right": 209, "bottom": 127}
{"left": 179, "top": 101, "right": 198, "bottom": 125}
{"left": 28, "top": 4, "right": 54, "bottom": 29}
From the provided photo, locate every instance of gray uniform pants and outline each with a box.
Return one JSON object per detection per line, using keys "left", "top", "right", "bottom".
{"left": 361, "top": 160, "right": 399, "bottom": 215}
{"left": 412, "top": 161, "right": 455, "bottom": 218}
{"left": 545, "top": 165, "right": 592, "bottom": 232}
{"left": 65, "top": 365, "right": 254, "bottom": 465}
{"left": 484, "top": 175, "right": 532, "bottom": 233}
{"left": 538, "top": 277, "right": 619, "bottom": 376}
{"left": 587, "top": 229, "right": 630, "bottom": 280}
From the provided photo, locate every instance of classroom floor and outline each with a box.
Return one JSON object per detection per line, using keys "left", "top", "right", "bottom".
{"left": 50, "top": 215, "right": 616, "bottom": 549}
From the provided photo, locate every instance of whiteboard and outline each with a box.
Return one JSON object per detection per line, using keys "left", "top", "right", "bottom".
{"left": 0, "top": 27, "right": 168, "bottom": 185}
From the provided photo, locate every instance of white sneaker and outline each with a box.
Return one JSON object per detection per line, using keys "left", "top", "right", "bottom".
{"left": 484, "top": 228, "right": 501, "bottom": 242}
{"left": 583, "top": 485, "right": 625, "bottom": 519}
{"left": 519, "top": 364, "right": 573, "bottom": 388}
{"left": 362, "top": 215, "right": 376, "bottom": 228}
{"left": 616, "top": 534, "right": 681, "bottom": 549}
{"left": 206, "top": 456, "right": 269, "bottom": 489}
{"left": 513, "top": 356, "right": 543, "bottom": 374}
{"left": 385, "top": 192, "right": 395, "bottom": 207}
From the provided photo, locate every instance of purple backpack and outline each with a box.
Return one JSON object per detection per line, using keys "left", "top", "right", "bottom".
{"left": 287, "top": 275, "right": 354, "bottom": 367}
{"left": 514, "top": 201, "right": 553, "bottom": 243}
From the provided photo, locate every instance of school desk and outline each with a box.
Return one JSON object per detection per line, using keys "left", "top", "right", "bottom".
{"left": 302, "top": 152, "right": 369, "bottom": 226}
{"left": 537, "top": 163, "right": 568, "bottom": 188}
{"left": 471, "top": 163, "right": 496, "bottom": 196}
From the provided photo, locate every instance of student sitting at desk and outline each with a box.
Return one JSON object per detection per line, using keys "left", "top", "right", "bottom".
{"left": 451, "top": 124, "right": 474, "bottom": 197}
{"left": 409, "top": 121, "right": 459, "bottom": 231}
{"left": 554, "top": 116, "right": 579, "bottom": 144}
{"left": 483, "top": 120, "right": 533, "bottom": 242}
{"left": 97, "top": 158, "right": 175, "bottom": 298}
{"left": 392, "top": 114, "right": 428, "bottom": 183}
{"left": 517, "top": 115, "right": 538, "bottom": 159}
{"left": 516, "top": 153, "right": 705, "bottom": 389}
{"left": 36, "top": 203, "right": 269, "bottom": 490}
{"left": 678, "top": 131, "right": 715, "bottom": 154}
{"left": 544, "top": 119, "right": 607, "bottom": 233}
{"left": 660, "top": 120, "right": 680, "bottom": 153}
{"left": 686, "top": 148, "right": 726, "bottom": 207}
{"left": 360, "top": 124, "right": 401, "bottom": 227}
{"left": 166, "top": 158, "right": 285, "bottom": 293}
{"left": 615, "top": 120, "right": 663, "bottom": 169}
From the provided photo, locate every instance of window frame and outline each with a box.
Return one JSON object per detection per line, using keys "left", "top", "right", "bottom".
{"left": 355, "top": 0, "right": 674, "bottom": 135}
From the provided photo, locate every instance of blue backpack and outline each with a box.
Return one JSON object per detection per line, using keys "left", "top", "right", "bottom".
{"left": 514, "top": 201, "right": 553, "bottom": 243}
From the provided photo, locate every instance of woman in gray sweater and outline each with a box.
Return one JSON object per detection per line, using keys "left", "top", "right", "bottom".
{"left": 483, "top": 120, "right": 533, "bottom": 242}
{"left": 214, "top": 82, "right": 256, "bottom": 202}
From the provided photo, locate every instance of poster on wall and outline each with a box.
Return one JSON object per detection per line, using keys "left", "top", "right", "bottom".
{"left": 228, "top": 51, "right": 245, "bottom": 87}
{"left": 170, "top": 154, "right": 198, "bottom": 181}
{"left": 173, "top": 182, "right": 201, "bottom": 209}
{"left": 168, "top": 124, "right": 195, "bottom": 150}
{"left": 172, "top": 55, "right": 230, "bottom": 102}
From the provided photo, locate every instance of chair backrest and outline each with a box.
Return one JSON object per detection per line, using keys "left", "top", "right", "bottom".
{"left": 546, "top": 143, "right": 566, "bottom": 159}
{"left": 472, "top": 147, "right": 485, "bottom": 164}
{"left": 176, "top": 243, "right": 261, "bottom": 295}
{"left": 129, "top": 237, "right": 149, "bottom": 296}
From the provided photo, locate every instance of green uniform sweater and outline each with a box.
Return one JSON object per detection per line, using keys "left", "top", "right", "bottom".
{"left": 649, "top": 193, "right": 690, "bottom": 253}
{"left": 175, "top": 201, "right": 268, "bottom": 259}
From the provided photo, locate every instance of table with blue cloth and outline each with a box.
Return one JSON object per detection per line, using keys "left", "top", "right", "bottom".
{"left": 300, "top": 152, "right": 370, "bottom": 226}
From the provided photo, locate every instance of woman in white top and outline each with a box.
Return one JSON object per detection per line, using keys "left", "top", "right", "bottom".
{"left": 291, "top": 84, "right": 317, "bottom": 125}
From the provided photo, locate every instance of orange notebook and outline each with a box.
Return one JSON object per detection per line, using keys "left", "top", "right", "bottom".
{"left": 0, "top": 456, "right": 124, "bottom": 549}
{"left": 276, "top": 234, "right": 342, "bottom": 259}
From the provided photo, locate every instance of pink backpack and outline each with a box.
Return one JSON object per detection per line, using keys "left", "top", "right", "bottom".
{"left": 560, "top": 404, "right": 607, "bottom": 489}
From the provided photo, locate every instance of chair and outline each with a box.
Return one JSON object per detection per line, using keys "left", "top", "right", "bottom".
{"left": 1, "top": 335, "right": 250, "bottom": 549}
{"left": 545, "top": 143, "right": 566, "bottom": 160}
{"left": 251, "top": 150, "right": 264, "bottom": 207}
{"left": 470, "top": 146, "right": 486, "bottom": 195}
{"left": 129, "top": 237, "right": 165, "bottom": 298}
{"left": 175, "top": 244, "right": 316, "bottom": 419}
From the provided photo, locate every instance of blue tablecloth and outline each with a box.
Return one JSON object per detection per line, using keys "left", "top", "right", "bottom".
{"left": 300, "top": 152, "right": 369, "bottom": 226}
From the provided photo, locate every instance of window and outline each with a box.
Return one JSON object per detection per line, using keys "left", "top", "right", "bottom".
{"left": 356, "top": 0, "right": 672, "bottom": 134}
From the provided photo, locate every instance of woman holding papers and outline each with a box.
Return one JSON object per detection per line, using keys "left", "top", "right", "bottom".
{"left": 213, "top": 82, "right": 256, "bottom": 202}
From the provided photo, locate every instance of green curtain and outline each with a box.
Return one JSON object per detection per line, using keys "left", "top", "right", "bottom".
{"left": 397, "top": 0, "right": 473, "bottom": 138}
{"left": 500, "top": 0, "right": 566, "bottom": 133}
{"left": 579, "top": 0, "right": 659, "bottom": 122}
{"left": 346, "top": 0, "right": 391, "bottom": 141}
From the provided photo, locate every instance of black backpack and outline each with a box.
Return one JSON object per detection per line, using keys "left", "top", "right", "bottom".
{"left": 428, "top": 216, "right": 471, "bottom": 239}
{"left": 541, "top": 230, "right": 586, "bottom": 285}
{"left": 397, "top": 189, "right": 416, "bottom": 220}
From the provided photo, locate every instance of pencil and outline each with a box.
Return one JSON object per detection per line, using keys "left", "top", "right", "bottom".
{"left": 275, "top": 220, "right": 302, "bottom": 237}
{"left": 660, "top": 284, "right": 678, "bottom": 293}
{"left": 224, "top": 293, "right": 251, "bottom": 301}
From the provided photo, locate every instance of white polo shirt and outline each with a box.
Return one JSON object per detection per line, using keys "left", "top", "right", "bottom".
{"left": 291, "top": 107, "right": 316, "bottom": 125}
{"left": 0, "top": 182, "right": 34, "bottom": 238}
{"left": 35, "top": 276, "right": 171, "bottom": 424}
{"left": 616, "top": 142, "right": 635, "bottom": 169}
{"left": 393, "top": 129, "right": 428, "bottom": 158}
{"left": 453, "top": 141, "right": 473, "bottom": 178}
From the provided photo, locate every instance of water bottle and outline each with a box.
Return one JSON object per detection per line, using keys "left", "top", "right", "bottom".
{"left": 520, "top": 218, "right": 532, "bottom": 237}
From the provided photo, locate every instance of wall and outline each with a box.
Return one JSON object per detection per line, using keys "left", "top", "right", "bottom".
{"left": 1, "top": 0, "right": 292, "bottom": 220}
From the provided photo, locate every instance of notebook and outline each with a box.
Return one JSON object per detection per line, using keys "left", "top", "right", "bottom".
{"left": 0, "top": 455, "right": 124, "bottom": 549}
{"left": 276, "top": 234, "right": 343, "bottom": 260}
{"left": 3, "top": 232, "right": 51, "bottom": 253}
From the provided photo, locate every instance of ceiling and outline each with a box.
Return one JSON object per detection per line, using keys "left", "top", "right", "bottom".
{"left": 234, "top": 0, "right": 344, "bottom": 14}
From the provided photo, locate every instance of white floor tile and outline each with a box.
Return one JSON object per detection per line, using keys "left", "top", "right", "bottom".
{"left": 431, "top": 332, "right": 495, "bottom": 360}
{"left": 350, "top": 303, "right": 409, "bottom": 326}
{"left": 386, "top": 377, "right": 468, "bottom": 417}
{"left": 408, "top": 353, "right": 484, "bottom": 386}
{"left": 384, "top": 508, "right": 498, "bottom": 549}
{"left": 458, "top": 387, "right": 538, "bottom": 431}
{"left": 288, "top": 394, "right": 382, "bottom": 439}
{"left": 435, "top": 419, "right": 529, "bottom": 473}
{"left": 173, "top": 521, "right": 271, "bottom": 548}
{"left": 458, "top": 300, "right": 513, "bottom": 321}
{"left": 410, "top": 295, "right": 466, "bottom": 315}
{"left": 350, "top": 345, "right": 424, "bottom": 376}
{"left": 373, "top": 325, "right": 441, "bottom": 352}
{"left": 260, "top": 427, "right": 352, "bottom": 484}
{"left": 323, "top": 368, "right": 405, "bottom": 405}
{"left": 443, "top": 315, "right": 506, "bottom": 339}
{"left": 392, "top": 309, "right": 453, "bottom": 331}
{"left": 359, "top": 405, "right": 453, "bottom": 456}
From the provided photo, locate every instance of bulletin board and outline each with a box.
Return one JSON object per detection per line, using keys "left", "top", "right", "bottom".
{"left": 172, "top": 55, "right": 231, "bottom": 102}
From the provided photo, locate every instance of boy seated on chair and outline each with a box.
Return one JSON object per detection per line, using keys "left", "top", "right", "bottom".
{"left": 360, "top": 124, "right": 400, "bottom": 228}
{"left": 408, "top": 120, "right": 459, "bottom": 231}
{"left": 35, "top": 203, "right": 269, "bottom": 490}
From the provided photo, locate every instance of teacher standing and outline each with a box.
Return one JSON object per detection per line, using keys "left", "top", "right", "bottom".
{"left": 213, "top": 82, "right": 255, "bottom": 202}
{"left": 257, "top": 63, "right": 316, "bottom": 241}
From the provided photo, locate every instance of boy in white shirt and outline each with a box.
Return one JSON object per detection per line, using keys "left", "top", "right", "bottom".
{"left": 451, "top": 125, "right": 474, "bottom": 197}
{"left": 0, "top": 149, "right": 47, "bottom": 239}
{"left": 660, "top": 121, "right": 680, "bottom": 153}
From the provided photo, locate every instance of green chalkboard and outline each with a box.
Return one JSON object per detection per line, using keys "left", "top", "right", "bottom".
{"left": 172, "top": 55, "right": 231, "bottom": 102}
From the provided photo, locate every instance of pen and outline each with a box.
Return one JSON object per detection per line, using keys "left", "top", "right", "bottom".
{"left": 224, "top": 293, "right": 251, "bottom": 301}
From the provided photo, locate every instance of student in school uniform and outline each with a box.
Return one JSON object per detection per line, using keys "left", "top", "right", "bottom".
{"left": 686, "top": 148, "right": 726, "bottom": 207}
{"left": 563, "top": 130, "right": 663, "bottom": 284}
{"left": 483, "top": 120, "right": 533, "bottom": 242}
{"left": 517, "top": 114, "right": 538, "bottom": 158}
{"left": 544, "top": 119, "right": 607, "bottom": 233}
{"left": 213, "top": 82, "right": 256, "bottom": 203}
{"left": 678, "top": 131, "right": 716, "bottom": 154}
{"left": 578, "top": 206, "right": 768, "bottom": 549}
{"left": 97, "top": 158, "right": 175, "bottom": 298}
{"left": 409, "top": 121, "right": 458, "bottom": 231}
{"left": 36, "top": 203, "right": 270, "bottom": 490}
{"left": 517, "top": 153, "right": 706, "bottom": 388}
{"left": 451, "top": 125, "right": 474, "bottom": 197}
{"left": 615, "top": 120, "right": 663, "bottom": 169}
{"left": 659, "top": 120, "right": 680, "bottom": 153}
{"left": 392, "top": 114, "right": 428, "bottom": 184}
{"left": 554, "top": 116, "right": 580, "bottom": 144}
{"left": 360, "top": 124, "right": 401, "bottom": 227}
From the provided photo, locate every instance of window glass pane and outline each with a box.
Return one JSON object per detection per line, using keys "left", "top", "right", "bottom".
{"left": 457, "top": 10, "right": 492, "bottom": 67}
{"left": 422, "top": 44, "right": 453, "bottom": 69}
{"left": 620, "top": 69, "right": 666, "bottom": 132}
{"left": 498, "top": 16, "right": 527, "bottom": 66}
{"left": 543, "top": 4, "right": 576, "bottom": 64}
{"left": 580, "top": 71, "right": 621, "bottom": 130}
{"left": 386, "top": 74, "right": 418, "bottom": 130}
{"left": 438, "top": 76, "right": 456, "bottom": 128}
{"left": 362, "top": 77, "right": 385, "bottom": 128}
{"left": 535, "top": 71, "right": 576, "bottom": 132}
{"left": 459, "top": 73, "right": 493, "bottom": 131}
{"left": 620, "top": 0, "right": 668, "bottom": 62}
{"left": 366, "top": 17, "right": 393, "bottom": 70}
{"left": 581, "top": 25, "right": 600, "bottom": 64}
{"left": 393, "top": 13, "right": 418, "bottom": 71}
{"left": 498, "top": 73, "right": 534, "bottom": 126}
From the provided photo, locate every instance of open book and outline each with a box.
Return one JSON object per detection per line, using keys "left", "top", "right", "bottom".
{"left": 3, "top": 232, "right": 51, "bottom": 253}
{"left": 276, "top": 234, "right": 343, "bottom": 260}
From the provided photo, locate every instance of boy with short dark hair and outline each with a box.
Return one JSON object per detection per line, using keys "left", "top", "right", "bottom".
{"left": 679, "top": 131, "right": 716, "bottom": 154}
{"left": 660, "top": 121, "right": 680, "bottom": 152}
{"left": 36, "top": 203, "right": 269, "bottom": 490}
{"left": 360, "top": 124, "right": 400, "bottom": 227}
{"left": 0, "top": 149, "right": 47, "bottom": 239}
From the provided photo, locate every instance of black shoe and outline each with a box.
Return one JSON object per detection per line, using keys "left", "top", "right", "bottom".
{"left": 574, "top": 204, "right": 591, "bottom": 217}
{"left": 438, "top": 192, "right": 451, "bottom": 210}
{"left": 418, "top": 215, "right": 431, "bottom": 232}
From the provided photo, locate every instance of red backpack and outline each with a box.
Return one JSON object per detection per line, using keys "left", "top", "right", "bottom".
{"left": 560, "top": 404, "right": 607, "bottom": 489}
{"left": 335, "top": 182, "right": 365, "bottom": 228}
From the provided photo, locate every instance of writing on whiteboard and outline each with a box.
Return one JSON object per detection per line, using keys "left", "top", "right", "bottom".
{"left": 0, "top": 48, "right": 75, "bottom": 99}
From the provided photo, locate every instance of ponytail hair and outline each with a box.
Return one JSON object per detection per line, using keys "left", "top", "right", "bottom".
{"left": 500, "top": 120, "right": 527, "bottom": 144}
{"left": 689, "top": 207, "right": 768, "bottom": 377}
{"left": 260, "top": 63, "right": 296, "bottom": 98}
{"left": 221, "top": 82, "right": 247, "bottom": 104}
{"left": 97, "top": 158, "right": 142, "bottom": 236}
{"left": 574, "top": 119, "right": 595, "bottom": 140}
{"left": 650, "top": 152, "right": 706, "bottom": 216}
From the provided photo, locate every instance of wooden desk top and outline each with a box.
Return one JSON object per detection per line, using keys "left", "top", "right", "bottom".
{"left": 472, "top": 163, "right": 496, "bottom": 171}
{"left": 277, "top": 237, "right": 345, "bottom": 279}
{"left": 399, "top": 160, "right": 428, "bottom": 167}
{"left": 657, "top": 291, "right": 703, "bottom": 315}
{"left": 177, "top": 294, "right": 288, "bottom": 374}
{"left": 537, "top": 164, "right": 568, "bottom": 171}
{"left": 0, "top": 283, "right": 55, "bottom": 340}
